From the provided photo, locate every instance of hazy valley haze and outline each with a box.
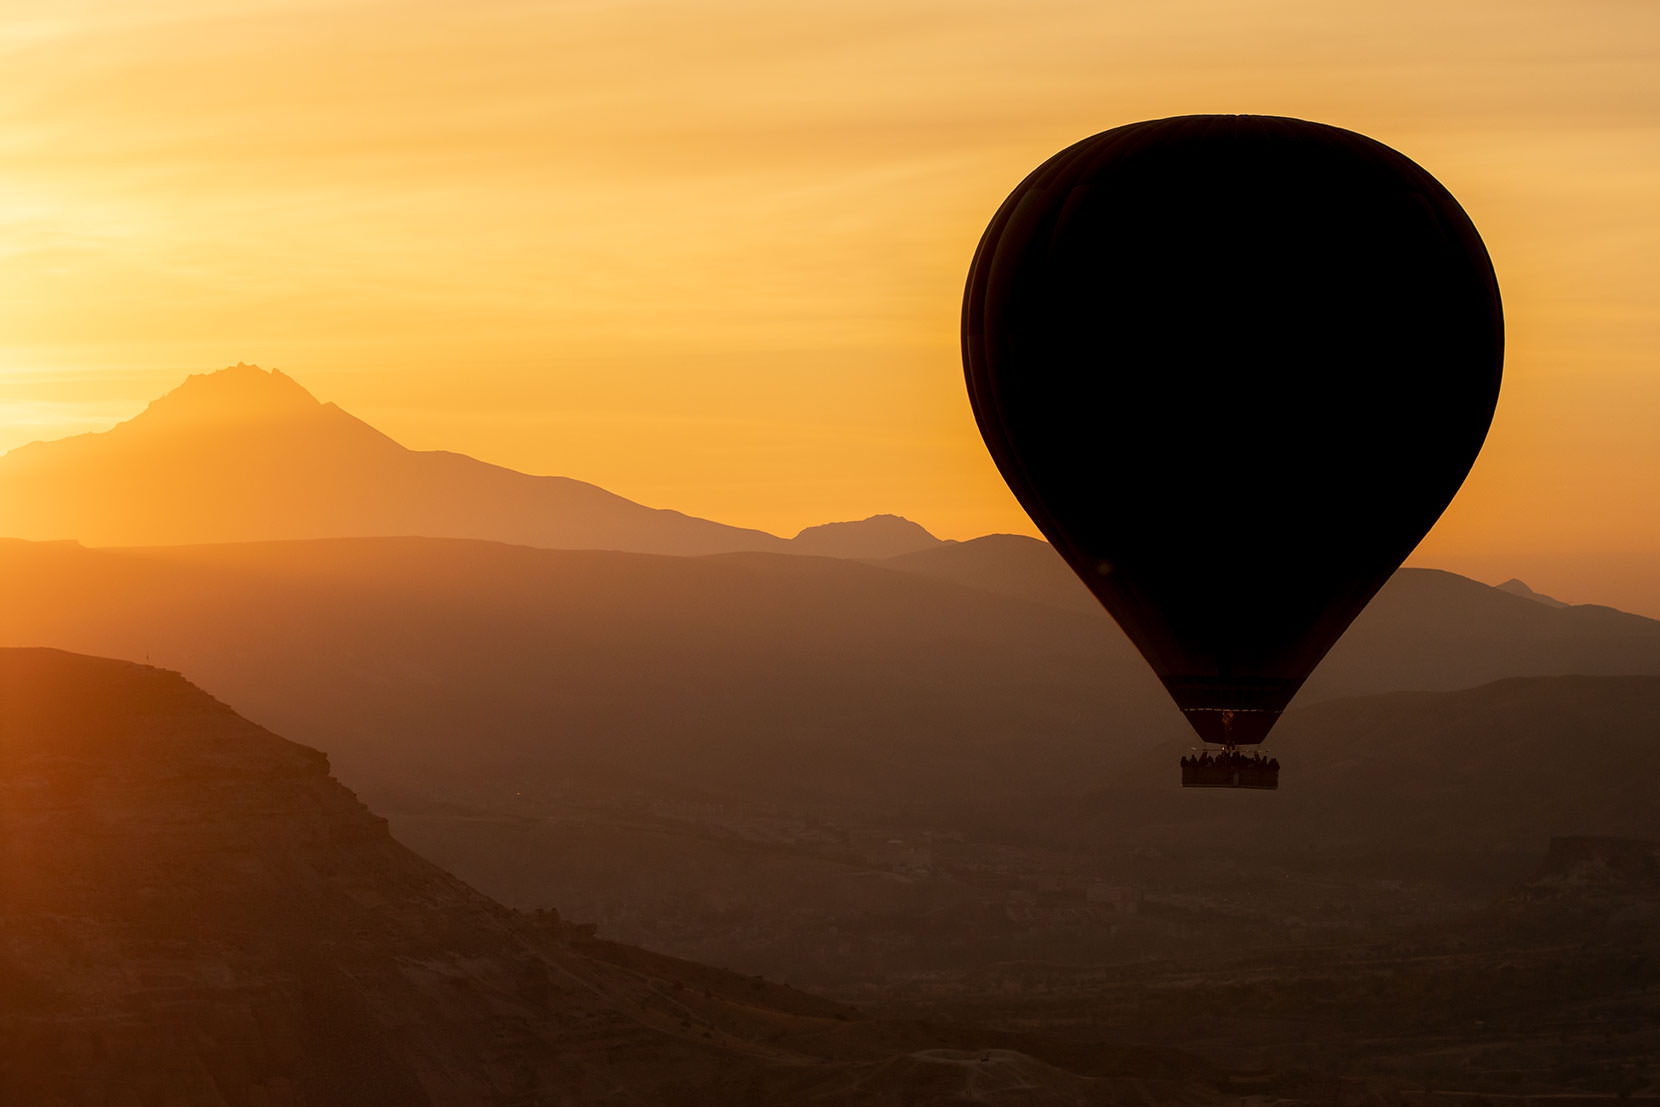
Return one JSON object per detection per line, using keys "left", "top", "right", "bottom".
{"left": 5, "top": 2, "right": 1660, "bottom": 1100}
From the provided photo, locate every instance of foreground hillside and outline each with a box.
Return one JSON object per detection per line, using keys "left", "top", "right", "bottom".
{"left": 390, "top": 672, "right": 1660, "bottom": 986}
{"left": 894, "top": 835, "right": 1660, "bottom": 1104}
{"left": 4, "top": 650, "right": 1654, "bottom": 1104}
{"left": 0, "top": 648, "right": 1217, "bottom": 1106}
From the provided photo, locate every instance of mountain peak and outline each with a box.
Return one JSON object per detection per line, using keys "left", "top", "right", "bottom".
{"left": 0, "top": 365, "right": 801, "bottom": 553}
{"left": 1497, "top": 578, "right": 1569, "bottom": 608}
{"left": 135, "top": 362, "right": 323, "bottom": 427}
{"left": 790, "top": 514, "right": 944, "bottom": 559}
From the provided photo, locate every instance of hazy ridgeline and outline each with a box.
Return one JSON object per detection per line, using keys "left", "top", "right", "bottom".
{"left": 4, "top": 534, "right": 1660, "bottom": 987}
{"left": 4, "top": 535, "right": 1660, "bottom": 812}
{"left": 5, "top": 366, "right": 1660, "bottom": 1102}
{"left": 0, "top": 365, "right": 942, "bottom": 559}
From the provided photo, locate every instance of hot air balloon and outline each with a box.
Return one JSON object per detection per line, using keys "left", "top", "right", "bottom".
{"left": 961, "top": 115, "right": 1504, "bottom": 789}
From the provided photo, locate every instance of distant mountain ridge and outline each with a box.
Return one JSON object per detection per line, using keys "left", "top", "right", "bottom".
{"left": 0, "top": 364, "right": 941, "bottom": 558}
{"left": 877, "top": 537, "right": 1660, "bottom": 702}
{"left": 6, "top": 551, "right": 1658, "bottom": 990}
{"left": 793, "top": 513, "right": 944, "bottom": 559}
{"left": 3, "top": 536, "right": 1658, "bottom": 812}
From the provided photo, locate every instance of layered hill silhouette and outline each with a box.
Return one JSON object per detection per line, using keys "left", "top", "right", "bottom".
{"left": 877, "top": 533, "right": 1099, "bottom": 613}
{"left": 793, "top": 514, "right": 944, "bottom": 559}
{"left": 0, "top": 648, "right": 1222, "bottom": 1105}
{"left": 2, "top": 535, "right": 1658, "bottom": 822}
{"left": 0, "top": 364, "right": 945, "bottom": 558}
{"left": 882, "top": 537, "right": 1660, "bottom": 702}
{"left": 4, "top": 540, "right": 1660, "bottom": 985}
{"left": 0, "top": 536, "right": 1161, "bottom": 808}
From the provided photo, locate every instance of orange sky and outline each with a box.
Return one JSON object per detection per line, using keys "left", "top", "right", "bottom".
{"left": 2, "top": 1, "right": 1658, "bottom": 611}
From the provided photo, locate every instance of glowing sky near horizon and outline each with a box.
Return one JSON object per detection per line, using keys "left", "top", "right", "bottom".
{"left": 2, "top": 0, "right": 1658, "bottom": 611}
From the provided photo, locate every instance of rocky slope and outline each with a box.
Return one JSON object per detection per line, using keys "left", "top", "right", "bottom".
{"left": 0, "top": 648, "right": 1217, "bottom": 1106}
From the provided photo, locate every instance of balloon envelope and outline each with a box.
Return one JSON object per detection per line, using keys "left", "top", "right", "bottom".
{"left": 962, "top": 115, "right": 1503, "bottom": 745}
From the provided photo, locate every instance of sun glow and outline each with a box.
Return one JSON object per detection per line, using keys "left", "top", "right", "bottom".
{"left": 2, "top": 0, "right": 1658, "bottom": 610}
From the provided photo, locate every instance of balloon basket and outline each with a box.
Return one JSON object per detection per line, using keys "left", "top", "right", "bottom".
{"left": 1180, "top": 755, "right": 1279, "bottom": 790}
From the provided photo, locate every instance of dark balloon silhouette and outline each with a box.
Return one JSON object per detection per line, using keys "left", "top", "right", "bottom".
{"left": 962, "top": 114, "right": 1504, "bottom": 763}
